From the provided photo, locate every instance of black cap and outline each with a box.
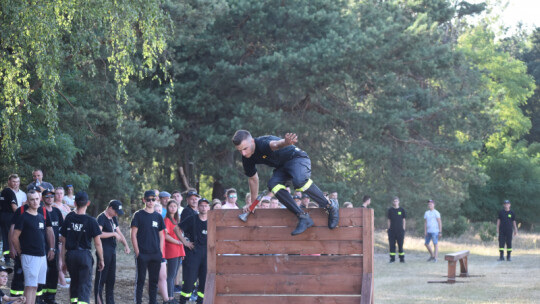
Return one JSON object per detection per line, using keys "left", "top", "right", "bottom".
{"left": 28, "top": 185, "right": 42, "bottom": 192}
{"left": 75, "top": 191, "right": 89, "bottom": 203}
{"left": 42, "top": 189, "right": 55, "bottom": 196}
{"left": 186, "top": 190, "right": 200, "bottom": 198}
{"left": 198, "top": 198, "right": 210, "bottom": 205}
{"left": 0, "top": 265, "right": 13, "bottom": 274}
{"left": 504, "top": 200, "right": 511, "bottom": 204}
{"left": 293, "top": 195, "right": 301, "bottom": 200}
{"left": 108, "top": 200, "right": 124, "bottom": 215}
{"left": 301, "top": 193, "right": 310, "bottom": 199}
{"left": 144, "top": 190, "right": 156, "bottom": 198}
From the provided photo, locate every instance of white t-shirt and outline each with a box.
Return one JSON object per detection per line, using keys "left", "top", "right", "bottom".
{"left": 222, "top": 203, "right": 239, "bottom": 209}
{"left": 424, "top": 209, "right": 441, "bottom": 233}
{"left": 15, "top": 189, "right": 27, "bottom": 207}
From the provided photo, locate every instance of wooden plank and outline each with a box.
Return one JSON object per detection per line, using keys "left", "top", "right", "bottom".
{"left": 215, "top": 274, "right": 362, "bottom": 295}
{"left": 444, "top": 250, "right": 469, "bottom": 261}
{"left": 216, "top": 255, "right": 363, "bottom": 275}
{"left": 212, "top": 208, "right": 364, "bottom": 227}
{"left": 216, "top": 240, "right": 363, "bottom": 255}
{"left": 216, "top": 226, "right": 362, "bottom": 241}
{"left": 207, "top": 211, "right": 217, "bottom": 273}
{"left": 203, "top": 273, "right": 216, "bottom": 304}
{"left": 360, "top": 273, "right": 372, "bottom": 304}
{"left": 362, "top": 209, "right": 374, "bottom": 274}
{"left": 215, "top": 295, "right": 363, "bottom": 304}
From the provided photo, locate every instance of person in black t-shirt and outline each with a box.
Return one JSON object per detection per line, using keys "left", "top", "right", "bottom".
{"left": 497, "top": 200, "right": 518, "bottom": 261}
{"left": 232, "top": 130, "right": 340, "bottom": 235}
{"left": 94, "top": 200, "right": 130, "bottom": 304}
{"left": 180, "top": 190, "right": 200, "bottom": 222}
{"left": 0, "top": 174, "right": 20, "bottom": 266}
{"left": 59, "top": 191, "right": 104, "bottom": 304}
{"left": 360, "top": 195, "right": 371, "bottom": 208}
{"left": 11, "top": 190, "right": 55, "bottom": 304}
{"left": 174, "top": 198, "right": 209, "bottom": 304}
{"left": 130, "top": 190, "right": 165, "bottom": 304}
{"left": 41, "top": 189, "right": 64, "bottom": 304}
{"left": 387, "top": 196, "right": 406, "bottom": 263}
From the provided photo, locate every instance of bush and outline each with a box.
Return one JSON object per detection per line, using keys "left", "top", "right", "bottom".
{"left": 477, "top": 221, "right": 497, "bottom": 242}
{"left": 445, "top": 215, "right": 468, "bottom": 237}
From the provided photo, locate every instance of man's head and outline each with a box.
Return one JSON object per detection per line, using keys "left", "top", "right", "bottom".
{"left": 0, "top": 265, "right": 13, "bottom": 286}
{"left": 301, "top": 193, "right": 310, "bottom": 207}
{"left": 42, "top": 189, "right": 55, "bottom": 206}
{"left": 108, "top": 200, "right": 124, "bottom": 216}
{"left": 260, "top": 199, "right": 271, "bottom": 209}
{"left": 54, "top": 187, "right": 65, "bottom": 203}
{"left": 362, "top": 195, "right": 371, "bottom": 207}
{"left": 503, "top": 199, "right": 511, "bottom": 210}
{"left": 427, "top": 199, "right": 435, "bottom": 210}
{"left": 143, "top": 190, "right": 157, "bottom": 209}
{"left": 329, "top": 191, "right": 338, "bottom": 200}
{"left": 226, "top": 188, "right": 237, "bottom": 204}
{"left": 32, "top": 169, "right": 44, "bottom": 182}
{"left": 186, "top": 190, "right": 200, "bottom": 210}
{"left": 293, "top": 195, "right": 301, "bottom": 206}
{"left": 392, "top": 196, "right": 400, "bottom": 207}
{"left": 198, "top": 198, "right": 211, "bottom": 215}
{"left": 270, "top": 197, "right": 280, "bottom": 208}
{"left": 74, "top": 191, "right": 90, "bottom": 208}
{"left": 232, "top": 130, "right": 256, "bottom": 158}
{"left": 343, "top": 202, "right": 353, "bottom": 208}
{"left": 171, "top": 190, "right": 183, "bottom": 205}
{"left": 159, "top": 191, "right": 171, "bottom": 206}
{"left": 8, "top": 174, "right": 20, "bottom": 190}
{"left": 27, "top": 190, "right": 40, "bottom": 210}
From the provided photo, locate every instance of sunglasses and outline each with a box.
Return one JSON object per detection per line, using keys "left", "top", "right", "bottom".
{"left": 228, "top": 194, "right": 237, "bottom": 198}
{"left": 145, "top": 198, "right": 156, "bottom": 202}
{"left": 45, "top": 195, "right": 54, "bottom": 198}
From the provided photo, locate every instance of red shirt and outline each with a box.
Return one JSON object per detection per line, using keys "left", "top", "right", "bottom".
{"left": 164, "top": 217, "right": 185, "bottom": 259}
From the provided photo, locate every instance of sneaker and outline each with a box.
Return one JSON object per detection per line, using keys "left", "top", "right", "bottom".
{"left": 432, "top": 258, "right": 437, "bottom": 263}
{"left": 326, "top": 199, "right": 340, "bottom": 229}
{"left": 399, "top": 259, "right": 405, "bottom": 263}
{"left": 506, "top": 257, "right": 512, "bottom": 261}
{"left": 497, "top": 257, "right": 505, "bottom": 261}
{"left": 427, "top": 257, "right": 434, "bottom": 262}
{"left": 174, "top": 285, "right": 182, "bottom": 294}
{"left": 291, "top": 213, "right": 314, "bottom": 235}
{"left": 58, "top": 283, "right": 70, "bottom": 289}
{"left": 4, "top": 260, "right": 11, "bottom": 267}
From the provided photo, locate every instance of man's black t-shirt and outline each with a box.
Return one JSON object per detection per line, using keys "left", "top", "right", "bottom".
{"left": 60, "top": 212, "right": 101, "bottom": 250}
{"left": 498, "top": 209, "right": 516, "bottom": 233}
{"left": 387, "top": 207, "right": 406, "bottom": 232}
{"left": 0, "top": 187, "right": 17, "bottom": 213}
{"left": 241, "top": 135, "right": 303, "bottom": 177}
{"left": 179, "top": 214, "right": 207, "bottom": 248}
{"left": 180, "top": 207, "right": 197, "bottom": 223}
{"left": 130, "top": 210, "right": 165, "bottom": 255}
{"left": 11, "top": 206, "right": 51, "bottom": 226}
{"left": 44, "top": 207, "right": 64, "bottom": 248}
{"left": 97, "top": 212, "right": 119, "bottom": 249}
{"left": 14, "top": 211, "right": 51, "bottom": 256}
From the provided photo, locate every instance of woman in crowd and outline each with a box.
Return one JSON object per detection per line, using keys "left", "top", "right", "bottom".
{"left": 164, "top": 200, "right": 185, "bottom": 302}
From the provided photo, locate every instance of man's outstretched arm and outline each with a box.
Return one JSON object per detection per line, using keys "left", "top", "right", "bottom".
{"left": 269, "top": 133, "right": 297, "bottom": 151}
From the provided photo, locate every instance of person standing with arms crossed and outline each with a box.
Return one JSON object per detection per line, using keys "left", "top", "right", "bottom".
{"left": 424, "top": 199, "right": 442, "bottom": 262}
{"left": 59, "top": 191, "right": 104, "bottom": 304}
{"left": 232, "top": 130, "right": 339, "bottom": 235}
{"left": 497, "top": 200, "right": 518, "bottom": 261}
{"left": 387, "top": 196, "right": 406, "bottom": 263}
{"left": 94, "top": 200, "right": 130, "bottom": 304}
{"left": 131, "top": 190, "right": 165, "bottom": 304}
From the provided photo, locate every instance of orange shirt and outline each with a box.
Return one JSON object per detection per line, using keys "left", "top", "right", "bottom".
{"left": 164, "top": 217, "right": 185, "bottom": 259}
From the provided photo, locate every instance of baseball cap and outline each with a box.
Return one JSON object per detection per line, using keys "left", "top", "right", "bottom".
{"left": 504, "top": 200, "right": 511, "bottom": 204}
{"left": 293, "top": 195, "right": 301, "bottom": 200}
{"left": 427, "top": 199, "right": 434, "bottom": 203}
{"left": 301, "top": 193, "right": 310, "bottom": 199}
{"left": 28, "top": 185, "right": 42, "bottom": 192}
{"left": 198, "top": 198, "right": 210, "bottom": 205}
{"left": 42, "top": 189, "right": 56, "bottom": 196}
{"left": 144, "top": 190, "right": 156, "bottom": 198}
{"left": 0, "top": 265, "right": 13, "bottom": 274}
{"left": 108, "top": 200, "right": 125, "bottom": 215}
{"left": 186, "top": 190, "right": 200, "bottom": 198}
{"left": 75, "top": 191, "right": 89, "bottom": 203}
{"left": 159, "top": 191, "right": 171, "bottom": 198}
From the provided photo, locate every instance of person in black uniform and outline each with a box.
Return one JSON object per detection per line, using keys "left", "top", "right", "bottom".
{"left": 497, "top": 200, "right": 518, "bottom": 261}
{"left": 0, "top": 174, "right": 20, "bottom": 266}
{"left": 232, "top": 130, "right": 339, "bottom": 235}
{"left": 41, "top": 189, "right": 64, "bottom": 304}
{"left": 94, "top": 200, "right": 130, "bottom": 304}
{"left": 180, "top": 190, "right": 199, "bottom": 222}
{"left": 59, "top": 191, "right": 104, "bottom": 304}
{"left": 174, "top": 198, "right": 209, "bottom": 304}
{"left": 130, "top": 190, "right": 165, "bottom": 304}
{"left": 387, "top": 196, "right": 406, "bottom": 263}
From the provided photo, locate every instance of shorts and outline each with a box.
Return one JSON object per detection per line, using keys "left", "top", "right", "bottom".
{"left": 21, "top": 254, "right": 47, "bottom": 287}
{"left": 425, "top": 232, "right": 439, "bottom": 245}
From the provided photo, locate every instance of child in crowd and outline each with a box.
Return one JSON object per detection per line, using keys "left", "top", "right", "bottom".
{"left": 0, "top": 266, "right": 25, "bottom": 304}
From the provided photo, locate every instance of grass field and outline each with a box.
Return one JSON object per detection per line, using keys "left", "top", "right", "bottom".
{"left": 5, "top": 229, "right": 540, "bottom": 303}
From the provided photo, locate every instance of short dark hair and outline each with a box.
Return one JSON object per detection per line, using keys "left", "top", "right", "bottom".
{"left": 232, "top": 130, "right": 252, "bottom": 146}
{"left": 171, "top": 190, "right": 181, "bottom": 195}
{"left": 8, "top": 174, "right": 19, "bottom": 180}
{"left": 362, "top": 195, "right": 371, "bottom": 203}
{"left": 27, "top": 190, "right": 37, "bottom": 196}
{"left": 226, "top": 188, "right": 237, "bottom": 197}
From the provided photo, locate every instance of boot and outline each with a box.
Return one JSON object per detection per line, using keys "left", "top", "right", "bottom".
{"left": 506, "top": 251, "right": 512, "bottom": 261}
{"left": 178, "top": 296, "right": 189, "bottom": 304}
{"left": 291, "top": 213, "right": 314, "bottom": 235}
{"left": 389, "top": 255, "right": 395, "bottom": 263}
{"left": 326, "top": 199, "right": 339, "bottom": 229}
{"left": 498, "top": 251, "right": 504, "bottom": 261}
{"left": 196, "top": 296, "right": 204, "bottom": 304}
{"left": 399, "top": 255, "right": 405, "bottom": 263}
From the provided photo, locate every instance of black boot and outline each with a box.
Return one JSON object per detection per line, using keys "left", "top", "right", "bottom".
{"left": 196, "top": 296, "right": 204, "bottom": 304}
{"left": 507, "top": 251, "right": 512, "bottom": 261}
{"left": 291, "top": 213, "right": 314, "bottom": 235}
{"left": 389, "top": 255, "right": 395, "bottom": 263}
{"left": 498, "top": 251, "right": 504, "bottom": 261}
{"left": 399, "top": 255, "right": 405, "bottom": 263}
{"left": 326, "top": 199, "right": 339, "bottom": 229}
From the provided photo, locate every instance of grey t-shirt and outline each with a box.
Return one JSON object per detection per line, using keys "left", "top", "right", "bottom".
{"left": 424, "top": 209, "right": 441, "bottom": 233}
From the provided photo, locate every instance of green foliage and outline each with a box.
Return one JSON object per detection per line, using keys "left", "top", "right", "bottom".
{"left": 445, "top": 215, "right": 468, "bottom": 237}
{"left": 477, "top": 221, "right": 497, "bottom": 242}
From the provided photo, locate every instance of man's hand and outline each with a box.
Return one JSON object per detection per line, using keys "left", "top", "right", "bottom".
{"left": 184, "top": 241, "right": 195, "bottom": 251}
{"left": 124, "top": 246, "right": 131, "bottom": 254}
{"left": 97, "top": 259, "right": 105, "bottom": 271}
{"left": 242, "top": 204, "right": 253, "bottom": 214}
{"left": 47, "top": 250, "right": 55, "bottom": 261}
{"left": 284, "top": 133, "right": 298, "bottom": 146}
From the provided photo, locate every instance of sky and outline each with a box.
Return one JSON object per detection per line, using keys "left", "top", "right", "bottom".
{"left": 469, "top": 0, "right": 539, "bottom": 32}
